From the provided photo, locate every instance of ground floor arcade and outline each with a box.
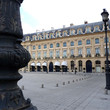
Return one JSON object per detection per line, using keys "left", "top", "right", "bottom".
{"left": 21, "top": 57, "right": 107, "bottom": 73}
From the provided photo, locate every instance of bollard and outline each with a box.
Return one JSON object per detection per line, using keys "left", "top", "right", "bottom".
{"left": 56, "top": 83, "right": 59, "bottom": 87}
{"left": 73, "top": 80, "right": 74, "bottom": 82}
{"left": 21, "top": 85, "right": 24, "bottom": 90}
{"left": 41, "top": 84, "right": 44, "bottom": 88}
{"left": 63, "top": 82, "right": 65, "bottom": 85}
{"left": 68, "top": 81, "right": 70, "bottom": 84}
{"left": 105, "top": 89, "right": 108, "bottom": 95}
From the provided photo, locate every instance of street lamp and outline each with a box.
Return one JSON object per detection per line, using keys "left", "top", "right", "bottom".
{"left": 101, "top": 9, "right": 110, "bottom": 90}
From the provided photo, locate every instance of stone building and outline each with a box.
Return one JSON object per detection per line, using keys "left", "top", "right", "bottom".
{"left": 21, "top": 20, "right": 110, "bottom": 73}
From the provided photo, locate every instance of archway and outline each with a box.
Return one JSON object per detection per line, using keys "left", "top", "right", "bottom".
{"left": 30, "top": 63, "right": 36, "bottom": 72}
{"left": 42, "top": 62, "right": 47, "bottom": 72}
{"left": 71, "top": 61, "right": 74, "bottom": 72}
{"left": 54, "top": 61, "right": 60, "bottom": 72}
{"left": 36, "top": 62, "right": 41, "bottom": 72}
{"left": 78, "top": 60, "right": 82, "bottom": 72}
{"left": 49, "top": 62, "right": 53, "bottom": 72}
{"left": 62, "top": 61, "right": 67, "bottom": 72}
{"left": 95, "top": 60, "right": 101, "bottom": 72}
{"left": 86, "top": 60, "right": 92, "bottom": 73}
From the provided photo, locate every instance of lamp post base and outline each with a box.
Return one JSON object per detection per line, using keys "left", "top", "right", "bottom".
{"left": 105, "top": 73, "right": 110, "bottom": 90}
{"left": 0, "top": 88, "right": 37, "bottom": 110}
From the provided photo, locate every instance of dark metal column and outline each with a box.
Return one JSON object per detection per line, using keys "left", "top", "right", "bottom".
{"left": 104, "top": 21, "right": 110, "bottom": 90}
{"left": 0, "top": 0, "right": 37, "bottom": 109}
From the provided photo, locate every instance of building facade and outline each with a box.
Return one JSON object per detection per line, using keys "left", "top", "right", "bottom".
{"left": 21, "top": 21, "right": 110, "bottom": 73}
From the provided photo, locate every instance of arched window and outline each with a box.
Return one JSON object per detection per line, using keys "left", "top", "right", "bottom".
{"left": 63, "top": 42, "right": 67, "bottom": 47}
{"left": 78, "top": 40, "right": 82, "bottom": 45}
{"left": 56, "top": 43, "right": 60, "bottom": 47}
{"left": 38, "top": 45, "right": 41, "bottom": 49}
{"left": 44, "top": 44, "right": 47, "bottom": 49}
{"left": 86, "top": 39, "right": 90, "bottom": 45}
{"left": 95, "top": 38, "right": 99, "bottom": 44}
{"left": 70, "top": 41, "right": 74, "bottom": 46}
{"left": 50, "top": 44, "right": 53, "bottom": 48}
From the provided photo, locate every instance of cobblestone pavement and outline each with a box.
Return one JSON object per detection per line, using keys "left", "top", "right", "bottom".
{"left": 18, "top": 72, "right": 110, "bottom": 110}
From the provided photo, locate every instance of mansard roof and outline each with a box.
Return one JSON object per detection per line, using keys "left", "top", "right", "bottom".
{"left": 23, "top": 20, "right": 110, "bottom": 41}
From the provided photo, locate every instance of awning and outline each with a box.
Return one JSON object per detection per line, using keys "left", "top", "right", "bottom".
{"left": 42, "top": 62, "right": 47, "bottom": 66}
{"left": 61, "top": 61, "right": 67, "bottom": 66}
{"left": 36, "top": 63, "right": 41, "bottom": 66}
{"left": 54, "top": 61, "right": 60, "bottom": 66}
{"left": 31, "top": 63, "right": 35, "bottom": 66}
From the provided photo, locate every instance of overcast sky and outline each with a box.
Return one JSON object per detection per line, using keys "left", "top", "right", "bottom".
{"left": 20, "top": 0, "right": 110, "bottom": 34}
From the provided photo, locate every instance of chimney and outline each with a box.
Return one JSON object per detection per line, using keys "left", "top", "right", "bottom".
{"left": 70, "top": 23, "right": 74, "bottom": 26}
{"left": 84, "top": 21, "right": 88, "bottom": 24}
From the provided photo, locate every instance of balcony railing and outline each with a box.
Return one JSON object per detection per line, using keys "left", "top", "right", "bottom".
{"left": 70, "top": 55, "right": 75, "bottom": 58}
{"left": 31, "top": 58, "right": 35, "bottom": 60}
{"left": 37, "top": 57, "right": 41, "bottom": 60}
{"left": 62, "top": 56, "right": 67, "bottom": 58}
{"left": 49, "top": 56, "right": 53, "bottom": 59}
{"left": 55, "top": 56, "right": 60, "bottom": 59}
{"left": 76, "top": 54, "right": 82, "bottom": 58}
{"left": 86, "top": 54, "right": 91, "bottom": 57}
{"left": 95, "top": 53, "right": 100, "bottom": 57}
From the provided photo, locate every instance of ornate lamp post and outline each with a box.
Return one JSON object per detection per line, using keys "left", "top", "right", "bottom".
{"left": 0, "top": 0, "right": 37, "bottom": 109}
{"left": 101, "top": 9, "right": 110, "bottom": 90}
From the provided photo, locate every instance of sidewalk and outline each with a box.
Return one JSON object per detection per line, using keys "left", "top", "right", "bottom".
{"left": 18, "top": 72, "right": 110, "bottom": 110}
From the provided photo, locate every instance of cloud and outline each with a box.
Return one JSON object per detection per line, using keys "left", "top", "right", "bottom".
{"left": 20, "top": 0, "right": 110, "bottom": 34}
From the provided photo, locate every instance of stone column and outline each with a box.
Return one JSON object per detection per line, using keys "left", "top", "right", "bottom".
{"left": 0, "top": 0, "right": 37, "bottom": 109}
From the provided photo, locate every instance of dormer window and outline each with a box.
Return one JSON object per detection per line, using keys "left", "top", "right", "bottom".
{"left": 45, "top": 33, "right": 47, "bottom": 39}
{"left": 50, "top": 33, "right": 53, "bottom": 39}
{"left": 56, "top": 32, "right": 59, "bottom": 37}
{"left": 26, "top": 36, "right": 29, "bottom": 41}
{"left": 71, "top": 30, "right": 74, "bottom": 35}
{"left": 94, "top": 26, "right": 100, "bottom": 32}
{"left": 86, "top": 27, "right": 91, "bottom": 33}
{"left": 32, "top": 35, "right": 36, "bottom": 41}
{"left": 77, "top": 29, "right": 82, "bottom": 34}
{"left": 63, "top": 31, "right": 67, "bottom": 37}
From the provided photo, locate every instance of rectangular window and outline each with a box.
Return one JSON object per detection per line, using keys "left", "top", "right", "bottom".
{"left": 43, "top": 51, "right": 47, "bottom": 58}
{"left": 87, "top": 48, "right": 91, "bottom": 55}
{"left": 78, "top": 48, "right": 82, "bottom": 55}
{"left": 38, "top": 52, "right": 41, "bottom": 58}
{"left": 32, "top": 52, "right": 35, "bottom": 59}
{"left": 63, "top": 50, "right": 67, "bottom": 57}
{"left": 56, "top": 50, "right": 60, "bottom": 57}
{"left": 49, "top": 51, "right": 53, "bottom": 58}
{"left": 70, "top": 49, "right": 74, "bottom": 55}
{"left": 95, "top": 48, "right": 100, "bottom": 54}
